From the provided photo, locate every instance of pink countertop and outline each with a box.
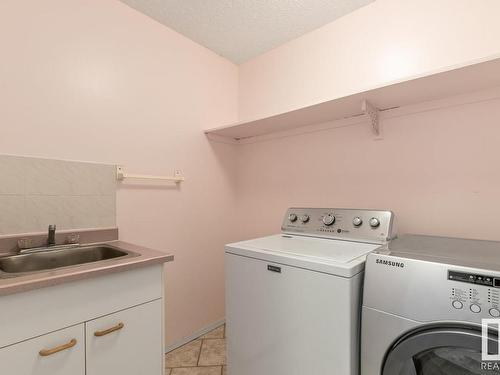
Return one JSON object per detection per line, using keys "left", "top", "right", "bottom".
{"left": 0, "top": 240, "right": 173, "bottom": 296}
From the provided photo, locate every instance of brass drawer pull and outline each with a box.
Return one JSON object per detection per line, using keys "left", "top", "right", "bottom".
{"left": 39, "top": 338, "right": 77, "bottom": 357}
{"left": 94, "top": 322, "right": 124, "bottom": 337}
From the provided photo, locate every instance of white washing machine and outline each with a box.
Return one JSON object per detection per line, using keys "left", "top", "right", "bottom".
{"left": 362, "top": 234, "right": 500, "bottom": 375}
{"left": 225, "top": 207, "right": 396, "bottom": 375}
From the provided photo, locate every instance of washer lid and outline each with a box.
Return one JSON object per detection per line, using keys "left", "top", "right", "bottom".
{"left": 225, "top": 234, "right": 381, "bottom": 277}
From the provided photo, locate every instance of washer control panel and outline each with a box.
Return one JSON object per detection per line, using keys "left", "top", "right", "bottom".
{"left": 449, "top": 270, "right": 500, "bottom": 318}
{"left": 281, "top": 207, "right": 396, "bottom": 244}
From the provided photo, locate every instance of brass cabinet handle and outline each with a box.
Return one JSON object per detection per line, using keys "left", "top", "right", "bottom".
{"left": 39, "top": 338, "right": 77, "bottom": 357}
{"left": 94, "top": 322, "right": 124, "bottom": 337}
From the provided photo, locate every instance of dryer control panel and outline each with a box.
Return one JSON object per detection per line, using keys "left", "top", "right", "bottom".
{"left": 364, "top": 235, "right": 500, "bottom": 324}
{"left": 281, "top": 207, "right": 396, "bottom": 244}
{"left": 449, "top": 270, "right": 500, "bottom": 317}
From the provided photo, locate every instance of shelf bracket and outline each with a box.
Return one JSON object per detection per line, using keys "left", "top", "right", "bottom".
{"left": 362, "top": 100, "right": 382, "bottom": 139}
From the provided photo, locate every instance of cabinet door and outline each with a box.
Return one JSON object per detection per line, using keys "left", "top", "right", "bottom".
{"left": 86, "top": 299, "right": 163, "bottom": 375}
{"left": 0, "top": 324, "right": 85, "bottom": 375}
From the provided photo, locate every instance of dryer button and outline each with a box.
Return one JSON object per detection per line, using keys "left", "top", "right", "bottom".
{"left": 470, "top": 304, "right": 481, "bottom": 313}
{"left": 489, "top": 308, "right": 500, "bottom": 318}
{"left": 452, "top": 300, "right": 463, "bottom": 309}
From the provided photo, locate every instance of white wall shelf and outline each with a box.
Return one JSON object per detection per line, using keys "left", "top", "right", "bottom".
{"left": 205, "top": 56, "right": 500, "bottom": 142}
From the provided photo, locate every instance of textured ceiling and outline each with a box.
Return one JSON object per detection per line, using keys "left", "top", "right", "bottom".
{"left": 119, "top": 0, "right": 374, "bottom": 64}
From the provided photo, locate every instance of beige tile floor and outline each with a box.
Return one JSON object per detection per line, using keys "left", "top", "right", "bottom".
{"left": 166, "top": 324, "right": 226, "bottom": 375}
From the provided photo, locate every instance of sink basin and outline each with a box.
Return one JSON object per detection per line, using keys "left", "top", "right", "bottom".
{"left": 0, "top": 245, "right": 134, "bottom": 275}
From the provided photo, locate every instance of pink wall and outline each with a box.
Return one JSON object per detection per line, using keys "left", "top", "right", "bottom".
{"left": 0, "top": 0, "right": 238, "bottom": 346}
{"left": 235, "top": 91, "right": 500, "bottom": 242}
{"left": 239, "top": 0, "right": 500, "bottom": 120}
{"left": 235, "top": 0, "right": 500, "bottom": 242}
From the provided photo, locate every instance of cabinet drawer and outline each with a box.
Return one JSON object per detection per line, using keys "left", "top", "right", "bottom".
{"left": 86, "top": 299, "right": 163, "bottom": 375}
{"left": 0, "top": 324, "right": 85, "bottom": 375}
{"left": 0, "top": 264, "right": 163, "bottom": 348}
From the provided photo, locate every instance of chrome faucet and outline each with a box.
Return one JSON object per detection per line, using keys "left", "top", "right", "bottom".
{"left": 48, "top": 224, "right": 56, "bottom": 246}
{"left": 17, "top": 226, "right": 80, "bottom": 254}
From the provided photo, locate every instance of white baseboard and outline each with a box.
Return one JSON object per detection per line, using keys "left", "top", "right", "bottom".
{"left": 165, "top": 319, "right": 225, "bottom": 353}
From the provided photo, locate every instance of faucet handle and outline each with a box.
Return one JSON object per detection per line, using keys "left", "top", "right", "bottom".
{"left": 17, "top": 238, "right": 33, "bottom": 250}
{"left": 65, "top": 233, "right": 80, "bottom": 245}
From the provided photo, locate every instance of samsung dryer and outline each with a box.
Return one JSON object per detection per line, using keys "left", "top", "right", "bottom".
{"left": 362, "top": 234, "right": 500, "bottom": 375}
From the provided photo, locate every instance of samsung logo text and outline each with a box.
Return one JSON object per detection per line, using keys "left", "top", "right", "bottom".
{"left": 375, "top": 259, "right": 405, "bottom": 268}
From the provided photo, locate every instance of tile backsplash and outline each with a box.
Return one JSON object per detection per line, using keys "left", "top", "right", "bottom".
{"left": 0, "top": 155, "right": 116, "bottom": 235}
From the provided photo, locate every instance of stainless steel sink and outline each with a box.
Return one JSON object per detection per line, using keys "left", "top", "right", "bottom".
{"left": 0, "top": 245, "right": 136, "bottom": 276}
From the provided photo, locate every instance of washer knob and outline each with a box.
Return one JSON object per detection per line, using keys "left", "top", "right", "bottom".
{"left": 300, "top": 214, "right": 310, "bottom": 223}
{"left": 323, "top": 214, "right": 336, "bottom": 226}
{"left": 288, "top": 213, "right": 298, "bottom": 223}
{"left": 369, "top": 218, "right": 380, "bottom": 228}
{"left": 470, "top": 304, "right": 481, "bottom": 313}
{"left": 490, "top": 308, "right": 500, "bottom": 318}
{"left": 452, "top": 300, "right": 463, "bottom": 309}
{"left": 353, "top": 217, "right": 363, "bottom": 227}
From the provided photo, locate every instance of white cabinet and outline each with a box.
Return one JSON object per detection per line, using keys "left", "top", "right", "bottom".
{"left": 0, "top": 265, "right": 165, "bottom": 375}
{"left": 0, "top": 324, "right": 85, "bottom": 375}
{"left": 86, "top": 300, "right": 163, "bottom": 375}
{"left": 0, "top": 264, "right": 163, "bottom": 348}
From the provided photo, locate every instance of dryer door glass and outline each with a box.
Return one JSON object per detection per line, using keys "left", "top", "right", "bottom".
{"left": 382, "top": 326, "right": 498, "bottom": 375}
{"left": 413, "top": 347, "right": 483, "bottom": 375}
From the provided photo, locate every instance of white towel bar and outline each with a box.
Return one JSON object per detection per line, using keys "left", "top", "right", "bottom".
{"left": 116, "top": 166, "right": 184, "bottom": 183}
